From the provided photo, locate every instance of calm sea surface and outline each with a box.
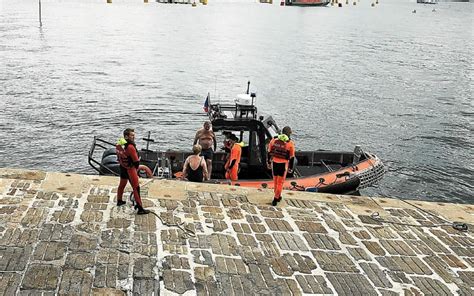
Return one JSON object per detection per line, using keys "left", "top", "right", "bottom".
{"left": 0, "top": 0, "right": 472, "bottom": 203}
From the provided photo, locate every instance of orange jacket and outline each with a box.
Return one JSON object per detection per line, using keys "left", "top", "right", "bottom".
{"left": 225, "top": 143, "right": 242, "bottom": 170}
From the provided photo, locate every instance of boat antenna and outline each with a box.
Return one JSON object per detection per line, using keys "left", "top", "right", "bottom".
{"left": 246, "top": 81, "right": 250, "bottom": 95}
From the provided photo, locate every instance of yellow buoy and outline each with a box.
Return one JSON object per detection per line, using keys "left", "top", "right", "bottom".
{"left": 107, "top": 0, "right": 112, "bottom": 3}
{"left": 144, "top": 0, "right": 148, "bottom": 3}
{"left": 202, "top": 0, "right": 207, "bottom": 4}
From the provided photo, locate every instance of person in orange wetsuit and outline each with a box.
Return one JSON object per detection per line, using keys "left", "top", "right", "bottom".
{"left": 224, "top": 134, "right": 242, "bottom": 181}
{"left": 267, "top": 126, "right": 295, "bottom": 206}
{"left": 116, "top": 128, "right": 150, "bottom": 215}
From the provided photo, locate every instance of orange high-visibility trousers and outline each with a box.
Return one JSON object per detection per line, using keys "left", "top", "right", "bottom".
{"left": 272, "top": 162, "right": 288, "bottom": 200}
{"left": 225, "top": 166, "right": 239, "bottom": 181}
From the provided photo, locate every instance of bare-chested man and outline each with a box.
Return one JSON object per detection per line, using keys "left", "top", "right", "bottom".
{"left": 194, "top": 121, "right": 216, "bottom": 179}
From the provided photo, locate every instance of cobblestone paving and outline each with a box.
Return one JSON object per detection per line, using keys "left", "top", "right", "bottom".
{"left": 0, "top": 171, "right": 473, "bottom": 295}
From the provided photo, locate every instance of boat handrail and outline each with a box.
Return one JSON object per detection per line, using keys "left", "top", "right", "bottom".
{"left": 88, "top": 136, "right": 119, "bottom": 176}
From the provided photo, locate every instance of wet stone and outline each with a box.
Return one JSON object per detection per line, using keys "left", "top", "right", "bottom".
{"left": 324, "top": 219, "right": 347, "bottom": 232}
{"left": 226, "top": 208, "right": 244, "bottom": 220}
{"left": 438, "top": 254, "right": 468, "bottom": 269}
{"left": 303, "top": 233, "right": 340, "bottom": 250}
{"left": 194, "top": 266, "right": 215, "bottom": 282}
{"left": 326, "top": 272, "right": 377, "bottom": 296}
{"left": 237, "top": 233, "right": 258, "bottom": 247}
{"left": 347, "top": 247, "right": 371, "bottom": 261}
{"left": 406, "top": 240, "right": 435, "bottom": 255}
{"left": 211, "top": 220, "right": 228, "bottom": 232}
{"left": 84, "top": 202, "right": 108, "bottom": 210}
{"left": 133, "top": 278, "right": 159, "bottom": 295}
{"left": 215, "top": 257, "right": 247, "bottom": 275}
{"left": 358, "top": 215, "right": 382, "bottom": 225}
{"left": 333, "top": 208, "right": 354, "bottom": 220}
{"left": 36, "top": 192, "right": 59, "bottom": 200}
{"left": 270, "top": 257, "right": 293, "bottom": 276}
{"left": 70, "top": 234, "right": 98, "bottom": 252}
{"left": 0, "top": 272, "right": 22, "bottom": 295}
{"left": 188, "top": 234, "right": 209, "bottom": 249}
{"left": 51, "top": 208, "right": 75, "bottom": 224}
{"left": 359, "top": 262, "right": 393, "bottom": 288}
{"left": 162, "top": 270, "right": 193, "bottom": 294}
{"left": 423, "top": 255, "right": 457, "bottom": 283}
{"left": 209, "top": 234, "right": 239, "bottom": 256}
{"left": 238, "top": 246, "right": 267, "bottom": 265}
{"left": 133, "top": 258, "right": 156, "bottom": 279}
{"left": 30, "top": 200, "right": 55, "bottom": 207}
{"left": 106, "top": 218, "right": 131, "bottom": 229}
{"left": 273, "top": 233, "right": 309, "bottom": 251}
{"left": 412, "top": 276, "right": 452, "bottom": 295}
{"left": 265, "top": 218, "right": 293, "bottom": 232}
{"left": 339, "top": 231, "right": 358, "bottom": 245}
{"left": 387, "top": 271, "right": 412, "bottom": 284}
{"left": 65, "top": 252, "right": 96, "bottom": 270}
{"left": 135, "top": 214, "right": 156, "bottom": 232}
{"left": 240, "top": 203, "right": 257, "bottom": 215}
{"left": 160, "top": 211, "right": 182, "bottom": 225}
{"left": 259, "top": 209, "right": 284, "bottom": 219}
{"left": 295, "top": 221, "right": 328, "bottom": 233}
{"left": 458, "top": 271, "right": 474, "bottom": 287}
{"left": 1, "top": 228, "right": 39, "bottom": 247}
{"left": 58, "top": 197, "right": 79, "bottom": 208}
{"left": 380, "top": 240, "right": 416, "bottom": 256}
{"left": 163, "top": 255, "right": 190, "bottom": 270}
{"left": 39, "top": 223, "right": 73, "bottom": 241}
{"left": 295, "top": 274, "right": 333, "bottom": 294}
{"left": 21, "top": 208, "right": 48, "bottom": 227}
{"left": 366, "top": 226, "right": 398, "bottom": 239}
{"left": 59, "top": 269, "right": 93, "bottom": 295}
{"left": 159, "top": 199, "right": 179, "bottom": 210}
{"left": 362, "top": 241, "right": 386, "bottom": 256}
{"left": 0, "top": 205, "right": 18, "bottom": 215}
{"left": 259, "top": 241, "right": 281, "bottom": 258}
{"left": 376, "top": 256, "right": 432, "bottom": 275}
{"left": 77, "top": 223, "right": 101, "bottom": 234}
{"left": 412, "top": 229, "right": 450, "bottom": 253}
{"left": 21, "top": 264, "right": 60, "bottom": 290}
{"left": 312, "top": 251, "right": 359, "bottom": 273}
{"left": 32, "top": 241, "right": 67, "bottom": 261}
{"left": 0, "top": 246, "right": 32, "bottom": 271}
{"left": 281, "top": 253, "right": 317, "bottom": 274}
{"left": 451, "top": 246, "right": 474, "bottom": 257}
{"left": 161, "top": 229, "right": 187, "bottom": 246}
{"left": 81, "top": 210, "right": 103, "bottom": 223}
{"left": 221, "top": 197, "right": 239, "bottom": 207}
{"left": 232, "top": 223, "right": 252, "bottom": 234}
{"left": 87, "top": 195, "right": 109, "bottom": 203}
{"left": 255, "top": 233, "right": 273, "bottom": 242}
{"left": 191, "top": 250, "right": 214, "bottom": 266}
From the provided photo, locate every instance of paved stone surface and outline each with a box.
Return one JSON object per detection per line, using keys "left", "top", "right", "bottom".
{"left": 0, "top": 168, "right": 473, "bottom": 295}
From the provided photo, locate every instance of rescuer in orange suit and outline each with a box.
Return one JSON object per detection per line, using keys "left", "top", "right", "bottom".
{"left": 267, "top": 126, "right": 295, "bottom": 206}
{"left": 116, "top": 128, "right": 150, "bottom": 215}
{"left": 224, "top": 134, "right": 242, "bottom": 181}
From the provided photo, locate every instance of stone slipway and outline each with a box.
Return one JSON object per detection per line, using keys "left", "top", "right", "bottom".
{"left": 0, "top": 168, "right": 473, "bottom": 295}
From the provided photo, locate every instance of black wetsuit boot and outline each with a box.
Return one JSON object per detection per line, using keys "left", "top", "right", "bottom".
{"left": 136, "top": 204, "right": 150, "bottom": 215}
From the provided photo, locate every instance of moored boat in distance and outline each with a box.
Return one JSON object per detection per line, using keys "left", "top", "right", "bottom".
{"left": 88, "top": 82, "right": 385, "bottom": 195}
{"left": 285, "top": 0, "right": 330, "bottom": 6}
